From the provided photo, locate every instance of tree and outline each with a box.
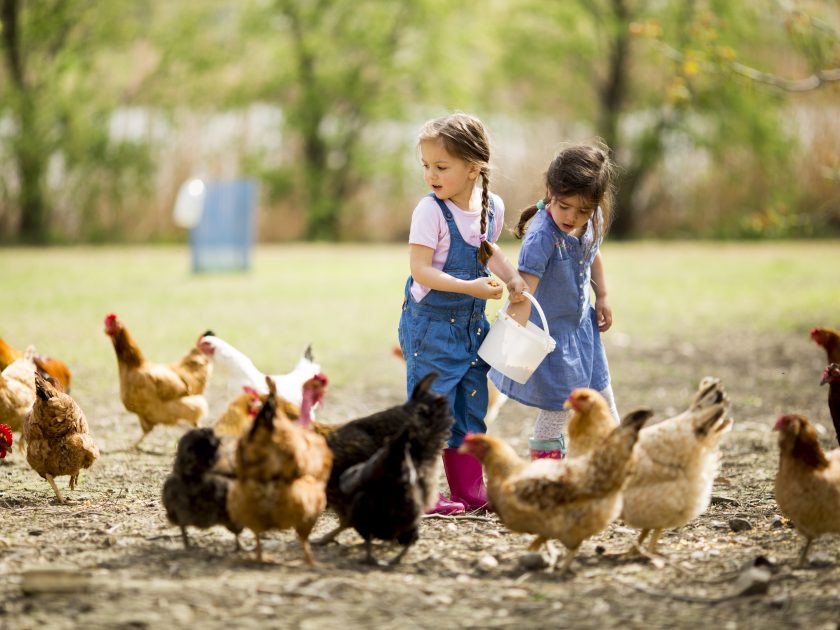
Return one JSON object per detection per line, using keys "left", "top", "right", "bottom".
{"left": 241, "top": 0, "right": 443, "bottom": 240}
{"left": 0, "top": 0, "right": 157, "bottom": 243}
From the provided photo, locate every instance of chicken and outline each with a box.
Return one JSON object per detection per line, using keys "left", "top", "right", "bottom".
{"left": 24, "top": 373, "right": 99, "bottom": 503}
{"left": 1, "top": 336, "right": 73, "bottom": 393}
{"left": 213, "top": 387, "right": 263, "bottom": 439}
{"left": 0, "top": 423, "right": 12, "bottom": 461}
{"left": 565, "top": 388, "right": 617, "bottom": 459}
{"left": 619, "top": 377, "right": 732, "bottom": 554}
{"left": 198, "top": 334, "right": 321, "bottom": 416}
{"left": 162, "top": 428, "right": 243, "bottom": 549}
{"left": 392, "top": 344, "right": 507, "bottom": 423}
{"left": 316, "top": 372, "right": 451, "bottom": 547}
{"left": 322, "top": 375, "right": 452, "bottom": 564}
{"left": 821, "top": 364, "right": 840, "bottom": 447}
{"left": 773, "top": 413, "right": 840, "bottom": 564}
{"left": 104, "top": 313, "right": 211, "bottom": 448}
{"left": 227, "top": 376, "right": 332, "bottom": 564}
{"left": 811, "top": 327, "right": 840, "bottom": 364}
{"left": 0, "top": 337, "right": 23, "bottom": 370}
{"left": 458, "top": 409, "right": 652, "bottom": 575}
{"left": 0, "top": 346, "right": 38, "bottom": 452}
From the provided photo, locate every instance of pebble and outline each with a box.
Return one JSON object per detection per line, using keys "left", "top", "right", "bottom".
{"left": 728, "top": 517, "right": 753, "bottom": 532}
{"left": 518, "top": 552, "right": 548, "bottom": 570}
{"left": 478, "top": 554, "right": 499, "bottom": 571}
{"left": 770, "top": 515, "right": 785, "bottom": 529}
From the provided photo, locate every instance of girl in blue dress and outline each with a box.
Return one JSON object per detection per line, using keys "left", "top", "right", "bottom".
{"left": 490, "top": 142, "right": 620, "bottom": 459}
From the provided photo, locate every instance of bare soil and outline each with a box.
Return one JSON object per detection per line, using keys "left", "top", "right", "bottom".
{"left": 2, "top": 329, "right": 839, "bottom": 630}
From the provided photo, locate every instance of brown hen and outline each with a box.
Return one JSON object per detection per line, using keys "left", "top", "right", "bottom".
{"left": 24, "top": 373, "right": 99, "bottom": 503}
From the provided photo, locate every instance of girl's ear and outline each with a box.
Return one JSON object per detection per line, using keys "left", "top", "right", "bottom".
{"left": 468, "top": 163, "right": 481, "bottom": 181}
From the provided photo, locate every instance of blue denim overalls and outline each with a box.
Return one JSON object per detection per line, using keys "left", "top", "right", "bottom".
{"left": 398, "top": 194, "right": 496, "bottom": 448}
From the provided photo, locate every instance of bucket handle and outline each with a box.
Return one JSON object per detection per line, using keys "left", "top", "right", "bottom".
{"left": 500, "top": 291, "right": 552, "bottom": 347}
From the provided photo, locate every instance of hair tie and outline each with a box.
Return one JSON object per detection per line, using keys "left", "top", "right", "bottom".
{"left": 536, "top": 200, "right": 545, "bottom": 211}
{"left": 478, "top": 234, "right": 487, "bottom": 242}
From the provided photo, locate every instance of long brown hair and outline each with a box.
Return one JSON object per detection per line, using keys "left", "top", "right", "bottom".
{"left": 514, "top": 140, "right": 616, "bottom": 245}
{"left": 419, "top": 113, "right": 494, "bottom": 265}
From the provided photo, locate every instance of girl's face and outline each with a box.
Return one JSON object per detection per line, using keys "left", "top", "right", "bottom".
{"left": 548, "top": 194, "right": 595, "bottom": 236}
{"left": 420, "top": 138, "right": 480, "bottom": 211}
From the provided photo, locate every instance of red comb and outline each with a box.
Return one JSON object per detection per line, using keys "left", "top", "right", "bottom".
{"left": 242, "top": 386, "right": 260, "bottom": 398}
{"left": 314, "top": 373, "right": 329, "bottom": 386}
{"left": 0, "top": 424, "right": 12, "bottom": 447}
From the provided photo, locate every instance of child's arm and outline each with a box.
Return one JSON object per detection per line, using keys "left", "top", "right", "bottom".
{"left": 410, "top": 245, "right": 503, "bottom": 300}
{"left": 591, "top": 251, "right": 612, "bottom": 332}
{"left": 486, "top": 244, "right": 527, "bottom": 303}
{"left": 506, "top": 272, "right": 539, "bottom": 326}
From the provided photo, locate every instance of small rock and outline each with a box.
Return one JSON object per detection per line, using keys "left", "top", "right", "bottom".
{"left": 710, "top": 520, "right": 729, "bottom": 530}
{"left": 594, "top": 545, "right": 606, "bottom": 555}
{"left": 770, "top": 516, "right": 785, "bottom": 529}
{"left": 28, "top": 529, "right": 43, "bottom": 537}
{"left": 477, "top": 554, "right": 498, "bottom": 571}
{"left": 518, "top": 553, "right": 548, "bottom": 571}
{"left": 711, "top": 495, "right": 740, "bottom": 506}
{"left": 729, "top": 517, "right": 753, "bottom": 532}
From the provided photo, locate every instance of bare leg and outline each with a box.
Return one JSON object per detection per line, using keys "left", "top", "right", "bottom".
{"left": 527, "top": 535, "right": 547, "bottom": 552}
{"left": 314, "top": 524, "right": 347, "bottom": 546}
{"left": 797, "top": 537, "right": 813, "bottom": 566}
{"left": 180, "top": 526, "right": 190, "bottom": 548}
{"left": 647, "top": 529, "right": 663, "bottom": 554}
{"left": 46, "top": 474, "right": 65, "bottom": 503}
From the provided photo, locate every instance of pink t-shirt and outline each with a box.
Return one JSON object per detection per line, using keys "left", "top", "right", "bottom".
{"left": 408, "top": 193, "right": 506, "bottom": 302}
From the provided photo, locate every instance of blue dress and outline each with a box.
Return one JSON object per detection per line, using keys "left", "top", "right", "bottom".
{"left": 489, "top": 209, "right": 610, "bottom": 411}
{"left": 398, "top": 194, "right": 496, "bottom": 448}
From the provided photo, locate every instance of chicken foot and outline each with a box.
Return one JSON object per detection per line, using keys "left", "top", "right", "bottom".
{"left": 797, "top": 537, "right": 813, "bottom": 566}
{"left": 553, "top": 544, "right": 578, "bottom": 576}
{"left": 46, "top": 474, "right": 66, "bottom": 503}
{"left": 255, "top": 534, "right": 263, "bottom": 562}
{"left": 131, "top": 430, "right": 150, "bottom": 451}
{"left": 313, "top": 524, "right": 347, "bottom": 546}
{"left": 180, "top": 526, "right": 190, "bottom": 548}
{"left": 300, "top": 536, "right": 315, "bottom": 566}
{"left": 389, "top": 544, "right": 411, "bottom": 566}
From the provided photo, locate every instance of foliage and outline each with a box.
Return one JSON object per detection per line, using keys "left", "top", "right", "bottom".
{"left": 0, "top": 0, "right": 157, "bottom": 243}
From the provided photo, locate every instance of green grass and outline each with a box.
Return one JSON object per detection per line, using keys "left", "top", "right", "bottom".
{"left": 2, "top": 241, "right": 838, "bottom": 395}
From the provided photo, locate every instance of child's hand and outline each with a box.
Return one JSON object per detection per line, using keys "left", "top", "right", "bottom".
{"left": 469, "top": 277, "right": 504, "bottom": 300}
{"left": 506, "top": 274, "right": 528, "bottom": 303}
{"left": 595, "top": 297, "right": 613, "bottom": 332}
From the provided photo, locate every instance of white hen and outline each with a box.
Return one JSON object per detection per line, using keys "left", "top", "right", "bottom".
{"left": 198, "top": 335, "right": 322, "bottom": 414}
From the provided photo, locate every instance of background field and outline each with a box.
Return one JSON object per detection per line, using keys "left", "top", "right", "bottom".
{"left": 1, "top": 242, "right": 839, "bottom": 628}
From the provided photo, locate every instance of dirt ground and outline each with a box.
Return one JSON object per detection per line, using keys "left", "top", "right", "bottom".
{"left": 2, "top": 328, "right": 839, "bottom": 630}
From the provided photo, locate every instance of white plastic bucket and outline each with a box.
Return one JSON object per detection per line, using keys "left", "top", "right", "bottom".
{"left": 478, "top": 292, "right": 556, "bottom": 384}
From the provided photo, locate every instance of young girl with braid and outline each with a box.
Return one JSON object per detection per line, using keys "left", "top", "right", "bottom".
{"left": 398, "top": 113, "right": 526, "bottom": 514}
{"left": 490, "top": 142, "right": 620, "bottom": 460}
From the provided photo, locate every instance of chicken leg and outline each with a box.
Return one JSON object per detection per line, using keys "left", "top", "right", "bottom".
{"left": 314, "top": 524, "right": 347, "bottom": 545}
{"left": 553, "top": 544, "right": 578, "bottom": 576}
{"left": 46, "top": 474, "right": 66, "bottom": 503}
{"left": 798, "top": 537, "right": 813, "bottom": 566}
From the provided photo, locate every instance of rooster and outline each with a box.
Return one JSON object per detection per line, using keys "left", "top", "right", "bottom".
{"left": 198, "top": 335, "right": 321, "bottom": 416}
{"left": 459, "top": 409, "right": 652, "bottom": 575}
{"left": 228, "top": 376, "right": 332, "bottom": 564}
{"left": 321, "top": 374, "right": 452, "bottom": 564}
{"left": 619, "top": 378, "right": 732, "bottom": 554}
{"left": 773, "top": 413, "right": 840, "bottom": 564}
{"left": 821, "top": 364, "right": 840, "bottom": 447}
{"left": 811, "top": 327, "right": 840, "bottom": 364}
{"left": 162, "top": 428, "right": 243, "bottom": 549}
{"left": 24, "top": 373, "right": 99, "bottom": 503}
{"left": 0, "top": 346, "right": 38, "bottom": 453}
{"left": 0, "top": 423, "right": 12, "bottom": 461}
{"left": 315, "top": 373, "right": 451, "bottom": 549}
{"left": 104, "top": 313, "right": 211, "bottom": 448}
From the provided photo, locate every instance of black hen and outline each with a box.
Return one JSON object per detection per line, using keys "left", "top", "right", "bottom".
{"left": 161, "top": 428, "right": 243, "bottom": 549}
{"left": 317, "top": 372, "right": 452, "bottom": 559}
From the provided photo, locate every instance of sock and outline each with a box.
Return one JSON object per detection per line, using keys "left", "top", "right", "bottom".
{"left": 599, "top": 384, "right": 620, "bottom": 424}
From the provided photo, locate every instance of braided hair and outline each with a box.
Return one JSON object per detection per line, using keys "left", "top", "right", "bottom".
{"left": 513, "top": 140, "right": 616, "bottom": 246}
{"left": 419, "top": 113, "right": 494, "bottom": 266}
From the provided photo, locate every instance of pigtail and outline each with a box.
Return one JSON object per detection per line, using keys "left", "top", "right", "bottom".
{"left": 477, "top": 168, "right": 493, "bottom": 266}
{"left": 513, "top": 201, "right": 543, "bottom": 239}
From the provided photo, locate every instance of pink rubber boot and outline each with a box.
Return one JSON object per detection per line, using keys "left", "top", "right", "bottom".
{"left": 443, "top": 447, "right": 489, "bottom": 511}
{"left": 427, "top": 493, "right": 465, "bottom": 516}
{"left": 528, "top": 437, "right": 566, "bottom": 460}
